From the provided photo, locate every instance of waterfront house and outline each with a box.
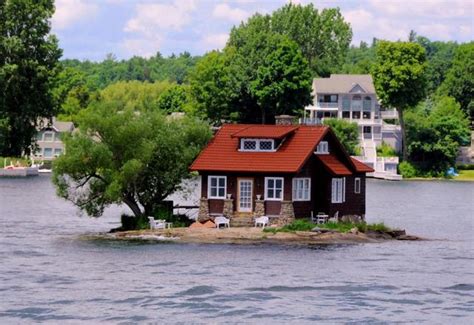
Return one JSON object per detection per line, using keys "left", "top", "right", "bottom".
{"left": 302, "top": 74, "right": 401, "bottom": 180}
{"left": 32, "top": 118, "right": 74, "bottom": 161}
{"left": 190, "top": 123, "right": 373, "bottom": 226}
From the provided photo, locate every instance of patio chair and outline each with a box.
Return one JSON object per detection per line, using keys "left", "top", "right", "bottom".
{"left": 214, "top": 216, "right": 230, "bottom": 228}
{"left": 148, "top": 217, "right": 166, "bottom": 230}
{"left": 254, "top": 216, "right": 269, "bottom": 228}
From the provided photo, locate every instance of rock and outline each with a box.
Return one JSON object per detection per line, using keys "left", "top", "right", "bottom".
{"left": 396, "top": 234, "right": 421, "bottom": 241}
{"left": 311, "top": 227, "right": 338, "bottom": 233}
{"left": 349, "top": 227, "right": 359, "bottom": 234}
{"left": 386, "top": 229, "right": 406, "bottom": 238}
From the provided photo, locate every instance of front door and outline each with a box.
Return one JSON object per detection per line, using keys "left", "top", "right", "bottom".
{"left": 238, "top": 178, "right": 253, "bottom": 212}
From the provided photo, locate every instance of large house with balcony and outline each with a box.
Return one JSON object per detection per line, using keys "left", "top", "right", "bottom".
{"left": 190, "top": 124, "right": 373, "bottom": 226}
{"left": 303, "top": 74, "right": 401, "bottom": 180}
{"left": 32, "top": 118, "right": 74, "bottom": 161}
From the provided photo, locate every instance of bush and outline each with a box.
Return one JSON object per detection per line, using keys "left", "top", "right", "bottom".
{"left": 398, "top": 161, "right": 418, "bottom": 178}
{"left": 263, "top": 219, "right": 393, "bottom": 234}
{"left": 377, "top": 142, "right": 397, "bottom": 157}
{"left": 457, "top": 163, "right": 474, "bottom": 170}
{"left": 366, "top": 222, "right": 390, "bottom": 232}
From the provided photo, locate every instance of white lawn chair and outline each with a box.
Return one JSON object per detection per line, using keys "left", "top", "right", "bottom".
{"left": 214, "top": 216, "right": 230, "bottom": 228}
{"left": 328, "top": 211, "right": 339, "bottom": 223}
{"left": 255, "top": 216, "right": 269, "bottom": 228}
{"left": 148, "top": 217, "right": 166, "bottom": 230}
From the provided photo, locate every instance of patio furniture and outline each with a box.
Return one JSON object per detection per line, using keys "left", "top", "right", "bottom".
{"left": 315, "top": 213, "right": 329, "bottom": 224}
{"left": 148, "top": 217, "right": 171, "bottom": 230}
{"left": 214, "top": 216, "right": 230, "bottom": 228}
{"left": 328, "top": 211, "right": 339, "bottom": 223}
{"left": 254, "top": 216, "right": 269, "bottom": 228}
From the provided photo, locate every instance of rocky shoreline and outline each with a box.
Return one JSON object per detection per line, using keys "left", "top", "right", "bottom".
{"left": 91, "top": 227, "right": 424, "bottom": 245}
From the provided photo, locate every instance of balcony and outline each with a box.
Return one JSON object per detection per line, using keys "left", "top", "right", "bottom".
{"left": 316, "top": 102, "right": 338, "bottom": 109}
{"left": 381, "top": 109, "right": 398, "bottom": 119}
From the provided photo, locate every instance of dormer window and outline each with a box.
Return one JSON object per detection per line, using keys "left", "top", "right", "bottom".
{"left": 240, "top": 138, "right": 275, "bottom": 152}
{"left": 315, "top": 141, "right": 329, "bottom": 154}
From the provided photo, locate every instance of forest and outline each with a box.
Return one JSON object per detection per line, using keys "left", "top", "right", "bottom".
{"left": 1, "top": 2, "right": 472, "bottom": 178}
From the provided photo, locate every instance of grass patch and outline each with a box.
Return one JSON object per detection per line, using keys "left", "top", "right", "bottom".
{"left": 263, "top": 219, "right": 392, "bottom": 234}
{"left": 0, "top": 157, "right": 30, "bottom": 168}
{"left": 455, "top": 170, "right": 474, "bottom": 181}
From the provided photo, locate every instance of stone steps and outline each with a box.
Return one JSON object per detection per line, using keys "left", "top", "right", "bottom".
{"left": 230, "top": 217, "right": 254, "bottom": 227}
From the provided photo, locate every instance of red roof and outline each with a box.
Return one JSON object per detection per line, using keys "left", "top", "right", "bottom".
{"left": 231, "top": 125, "right": 299, "bottom": 139}
{"left": 316, "top": 154, "right": 352, "bottom": 176}
{"left": 351, "top": 157, "right": 375, "bottom": 173}
{"left": 190, "top": 124, "right": 328, "bottom": 173}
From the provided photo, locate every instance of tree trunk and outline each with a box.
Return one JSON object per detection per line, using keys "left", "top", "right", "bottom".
{"left": 398, "top": 107, "right": 408, "bottom": 161}
{"left": 123, "top": 194, "right": 143, "bottom": 218}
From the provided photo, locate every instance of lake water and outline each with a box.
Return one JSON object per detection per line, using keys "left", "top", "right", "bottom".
{"left": 0, "top": 175, "right": 473, "bottom": 324}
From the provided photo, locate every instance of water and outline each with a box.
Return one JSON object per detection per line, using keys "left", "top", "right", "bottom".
{"left": 0, "top": 175, "right": 473, "bottom": 324}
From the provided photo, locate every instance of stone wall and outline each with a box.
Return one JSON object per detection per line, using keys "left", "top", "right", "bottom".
{"left": 198, "top": 198, "right": 209, "bottom": 222}
{"left": 222, "top": 199, "right": 234, "bottom": 218}
{"left": 254, "top": 199, "right": 265, "bottom": 218}
{"left": 277, "top": 200, "right": 295, "bottom": 226}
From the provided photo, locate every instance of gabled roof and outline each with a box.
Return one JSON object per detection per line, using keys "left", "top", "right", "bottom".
{"left": 191, "top": 124, "right": 329, "bottom": 173}
{"left": 38, "top": 117, "right": 74, "bottom": 133}
{"left": 351, "top": 157, "right": 375, "bottom": 173}
{"left": 231, "top": 125, "right": 298, "bottom": 139}
{"left": 313, "top": 74, "right": 376, "bottom": 94}
{"left": 316, "top": 154, "right": 352, "bottom": 176}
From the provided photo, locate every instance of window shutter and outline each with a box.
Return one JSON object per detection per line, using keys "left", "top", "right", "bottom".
{"left": 331, "top": 179, "right": 336, "bottom": 202}
{"left": 343, "top": 177, "right": 346, "bottom": 202}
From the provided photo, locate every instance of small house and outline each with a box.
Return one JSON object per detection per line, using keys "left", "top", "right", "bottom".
{"left": 33, "top": 118, "right": 74, "bottom": 161}
{"left": 190, "top": 124, "right": 373, "bottom": 226}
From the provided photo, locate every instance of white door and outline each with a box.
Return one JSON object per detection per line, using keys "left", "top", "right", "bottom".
{"left": 238, "top": 179, "right": 253, "bottom": 212}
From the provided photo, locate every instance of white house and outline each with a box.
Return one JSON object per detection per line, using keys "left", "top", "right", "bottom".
{"left": 302, "top": 74, "right": 402, "bottom": 180}
{"left": 32, "top": 118, "right": 74, "bottom": 161}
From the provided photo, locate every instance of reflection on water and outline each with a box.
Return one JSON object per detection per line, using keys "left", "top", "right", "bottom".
{"left": 0, "top": 175, "right": 473, "bottom": 323}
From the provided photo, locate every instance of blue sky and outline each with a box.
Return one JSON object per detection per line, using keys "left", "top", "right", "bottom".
{"left": 52, "top": 0, "right": 473, "bottom": 61}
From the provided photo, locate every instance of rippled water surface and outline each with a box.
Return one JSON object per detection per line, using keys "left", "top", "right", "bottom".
{"left": 0, "top": 175, "right": 473, "bottom": 324}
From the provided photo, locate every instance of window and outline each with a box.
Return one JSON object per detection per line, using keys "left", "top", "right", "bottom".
{"left": 54, "top": 148, "right": 63, "bottom": 156}
{"left": 240, "top": 139, "right": 275, "bottom": 152}
{"left": 342, "top": 96, "right": 350, "bottom": 110}
{"left": 330, "top": 95, "right": 338, "bottom": 103}
{"left": 43, "top": 148, "right": 53, "bottom": 158}
{"left": 355, "top": 178, "right": 361, "bottom": 194}
{"left": 208, "top": 176, "right": 226, "bottom": 199}
{"left": 331, "top": 178, "right": 346, "bottom": 203}
{"left": 362, "top": 111, "right": 371, "bottom": 119}
{"left": 315, "top": 141, "right": 329, "bottom": 154}
{"left": 363, "top": 126, "right": 372, "bottom": 134}
{"left": 342, "top": 111, "right": 350, "bottom": 118}
{"left": 265, "top": 177, "right": 284, "bottom": 201}
{"left": 292, "top": 178, "right": 310, "bottom": 201}
{"left": 352, "top": 111, "right": 361, "bottom": 119}
{"left": 43, "top": 132, "right": 54, "bottom": 142}
{"left": 363, "top": 96, "right": 372, "bottom": 111}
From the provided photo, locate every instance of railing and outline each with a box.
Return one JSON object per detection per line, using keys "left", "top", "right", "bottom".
{"left": 317, "top": 102, "right": 338, "bottom": 109}
{"left": 377, "top": 156, "right": 399, "bottom": 164}
{"left": 381, "top": 110, "right": 399, "bottom": 119}
{"left": 300, "top": 117, "right": 322, "bottom": 125}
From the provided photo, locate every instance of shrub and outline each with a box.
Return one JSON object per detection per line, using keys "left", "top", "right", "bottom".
{"left": 377, "top": 142, "right": 397, "bottom": 157}
{"left": 366, "top": 222, "right": 390, "bottom": 232}
{"left": 457, "top": 163, "right": 474, "bottom": 170}
{"left": 398, "top": 161, "right": 418, "bottom": 178}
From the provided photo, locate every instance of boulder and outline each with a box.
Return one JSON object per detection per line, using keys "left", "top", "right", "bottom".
{"left": 349, "top": 227, "right": 359, "bottom": 234}
{"left": 311, "top": 227, "right": 338, "bottom": 233}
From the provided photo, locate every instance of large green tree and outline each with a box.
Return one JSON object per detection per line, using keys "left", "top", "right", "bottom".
{"left": 322, "top": 118, "right": 359, "bottom": 155}
{"left": 438, "top": 42, "right": 474, "bottom": 119}
{"left": 52, "top": 102, "right": 211, "bottom": 222}
{"left": 0, "top": 0, "right": 62, "bottom": 156}
{"left": 372, "top": 41, "right": 427, "bottom": 160}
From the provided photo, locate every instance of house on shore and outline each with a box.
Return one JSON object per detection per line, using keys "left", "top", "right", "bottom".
{"left": 32, "top": 118, "right": 74, "bottom": 161}
{"left": 302, "top": 74, "right": 402, "bottom": 180}
{"left": 190, "top": 123, "right": 373, "bottom": 226}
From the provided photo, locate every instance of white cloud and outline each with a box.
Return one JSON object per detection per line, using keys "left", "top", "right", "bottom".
{"left": 52, "top": 0, "right": 98, "bottom": 30}
{"left": 201, "top": 33, "right": 229, "bottom": 50}
{"left": 121, "top": 37, "right": 163, "bottom": 58}
{"left": 213, "top": 4, "right": 250, "bottom": 23}
{"left": 368, "top": 0, "right": 472, "bottom": 19}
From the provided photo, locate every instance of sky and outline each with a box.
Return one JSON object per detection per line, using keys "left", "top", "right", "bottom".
{"left": 51, "top": 0, "right": 473, "bottom": 61}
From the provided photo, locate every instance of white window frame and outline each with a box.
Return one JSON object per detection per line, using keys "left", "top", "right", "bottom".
{"left": 43, "top": 131, "right": 54, "bottom": 142}
{"left": 208, "top": 176, "right": 227, "bottom": 199}
{"left": 43, "top": 147, "right": 53, "bottom": 158}
{"left": 331, "top": 177, "right": 346, "bottom": 203}
{"left": 264, "top": 177, "right": 284, "bottom": 201}
{"left": 315, "top": 141, "right": 329, "bottom": 154}
{"left": 354, "top": 178, "right": 361, "bottom": 194}
{"left": 240, "top": 138, "right": 276, "bottom": 152}
{"left": 292, "top": 178, "right": 311, "bottom": 201}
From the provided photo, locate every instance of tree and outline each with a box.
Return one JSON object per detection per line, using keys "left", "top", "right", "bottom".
{"left": 52, "top": 102, "right": 211, "bottom": 223}
{"left": 405, "top": 96, "right": 470, "bottom": 174}
{"left": 0, "top": 0, "right": 62, "bottom": 156}
{"left": 322, "top": 119, "right": 359, "bottom": 155}
{"left": 250, "top": 34, "right": 312, "bottom": 123}
{"left": 229, "top": 4, "right": 352, "bottom": 76}
{"left": 438, "top": 42, "right": 474, "bottom": 119}
{"left": 372, "top": 41, "right": 427, "bottom": 160}
{"left": 156, "top": 84, "right": 191, "bottom": 113}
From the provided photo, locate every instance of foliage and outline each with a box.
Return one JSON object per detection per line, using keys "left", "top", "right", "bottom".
{"left": 270, "top": 4, "right": 352, "bottom": 76}
{"left": 0, "top": 0, "right": 62, "bottom": 156}
{"left": 156, "top": 84, "right": 191, "bottom": 113}
{"left": 339, "top": 41, "right": 376, "bottom": 74}
{"left": 52, "top": 98, "right": 212, "bottom": 223}
{"left": 404, "top": 96, "right": 470, "bottom": 175}
{"left": 438, "top": 42, "right": 474, "bottom": 119}
{"left": 456, "top": 164, "right": 474, "bottom": 170}
{"left": 377, "top": 142, "right": 397, "bottom": 157}
{"left": 0, "top": 156, "right": 30, "bottom": 168}
{"left": 398, "top": 161, "right": 418, "bottom": 178}
{"left": 322, "top": 119, "right": 359, "bottom": 155}
{"left": 263, "top": 219, "right": 392, "bottom": 234}
{"left": 372, "top": 41, "right": 427, "bottom": 160}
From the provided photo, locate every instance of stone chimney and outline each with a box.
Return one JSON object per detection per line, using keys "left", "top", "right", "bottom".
{"left": 275, "top": 115, "right": 295, "bottom": 125}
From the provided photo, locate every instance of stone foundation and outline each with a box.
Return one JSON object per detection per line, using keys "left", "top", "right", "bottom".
{"left": 222, "top": 199, "right": 234, "bottom": 218}
{"left": 198, "top": 198, "right": 210, "bottom": 222}
{"left": 277, "top": 200, "right": 295, "bottom": 226}
{"left": 254, "top": 199, "right": 265, "bottom": 218}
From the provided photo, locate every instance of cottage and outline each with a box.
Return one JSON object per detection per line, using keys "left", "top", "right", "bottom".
{"left": 32, "top": 118, "right": 74, "bottom": 161}
{"left": 190, "top": 124, "right": 373, "bottom": 226}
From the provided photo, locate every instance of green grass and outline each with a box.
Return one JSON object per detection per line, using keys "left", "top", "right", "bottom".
{"left": 263, "top": 219, "right": 392, "bottom": 234}
{"left": 0, "top": 157, "right": 30, "bottom": 168}
{"left": 455, "top": 170, "right": 474, "bottom": 181}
